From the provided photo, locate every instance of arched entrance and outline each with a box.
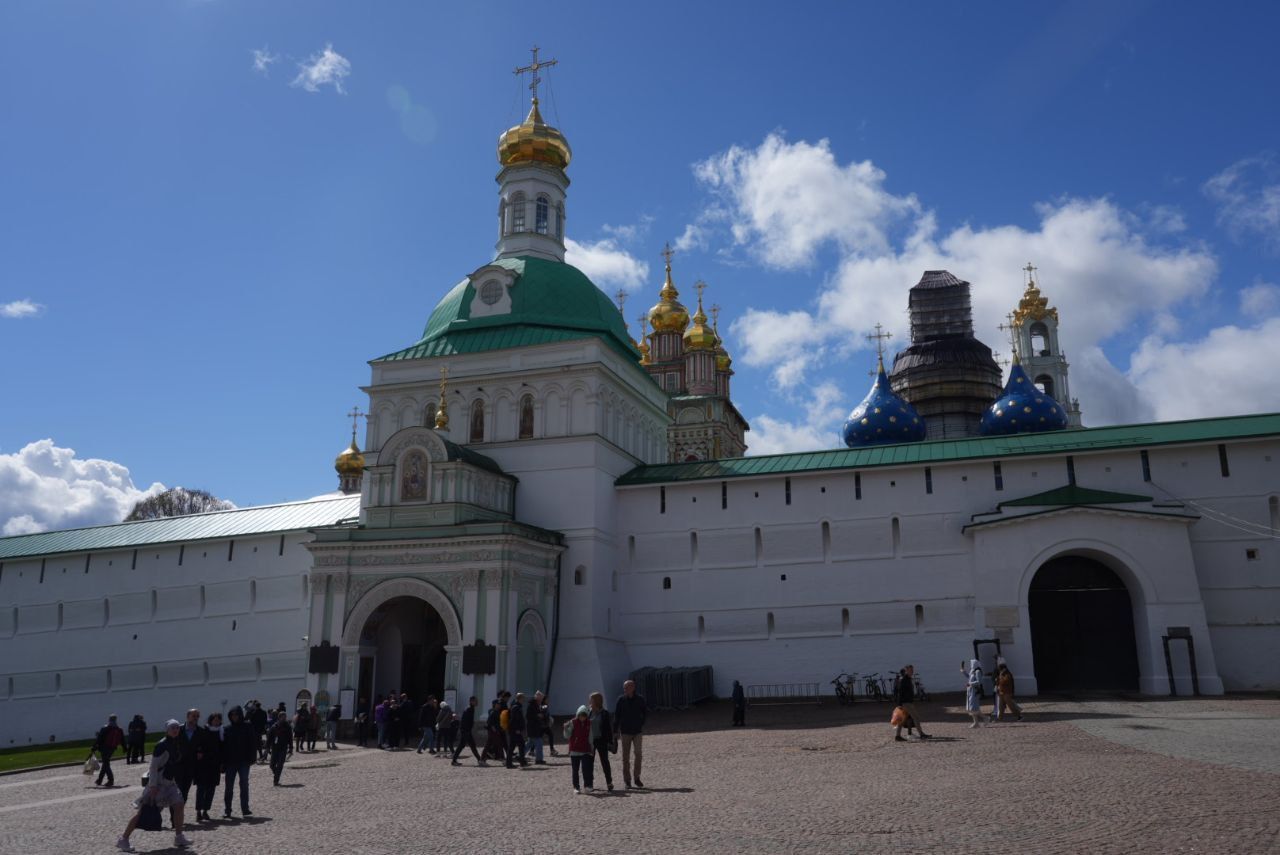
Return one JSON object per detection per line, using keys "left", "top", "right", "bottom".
{"left": 1029, "top": 556, "right": 1140, "bottom": 692}
{"left": 514, "top": 610, "right": 547, "bottom": 695}
{"left": 356, "top": 597, "right": 448, "bottom": 704}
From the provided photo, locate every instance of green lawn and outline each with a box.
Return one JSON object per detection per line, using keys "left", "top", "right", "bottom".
{"left": 0, "top": 734, "right": 162, "bottom": 775}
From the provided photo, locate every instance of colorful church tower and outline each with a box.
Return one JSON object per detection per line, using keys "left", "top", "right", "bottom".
{"left": 1007, "top": 264, "right": 1083, "bottom": 427}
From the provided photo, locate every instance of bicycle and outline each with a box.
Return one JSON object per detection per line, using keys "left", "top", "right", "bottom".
{"left": 862, "top": 672, "right": 887, "bottom": 702}
{"left": 913, "top": 674, "right": 931, "bottom": 702}
{"left": 830, "top": 672, "right": 858, "bottom": 706}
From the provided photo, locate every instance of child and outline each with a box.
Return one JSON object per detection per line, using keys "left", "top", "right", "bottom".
{"left": 565, "top": 705, "right": 593, "bottom": 794}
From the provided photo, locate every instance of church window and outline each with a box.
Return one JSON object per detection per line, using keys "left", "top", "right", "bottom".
{"left": 480, "top": 280, "right": 503, "bottom": 305}
{"left": 691, "top": 531, "right": 699, "bottom": 564}
{"left": 555, "top": 204, "right": 563, "bottom": 239}
{"left": 721, "top": 481, "right": 727, "bottom": 510}
{"left": 1035, "top": 375, "right": 1055, "bottom": 397}
{"left": 228, "top": 540, "right": 235, "bottom": 561}
{"left": 1066, "top": 456, "right": 1076, "bottom": 486}
{"left": 785, "top": 477, "right": 792, "bottom": 505}
{"left": 470, "top": 400, "right": 485, "bottom": 443}
{"left": 574, "top": 566, "right": 584, "bottom": 586}
{"left": 914, "top": 604, "right": 924, "bottom": 629}
{"left": 822, "top": 521, "right": 831, "bottom": 562}
{"left": 754, "top": 527, "right": 763, "bottom": 563}
{"left": 1140, "top": 450, "right": 1151, "bottom": 482}
{"left": 854, "top": 473, "right": 862, "bottom": 500}
{"left": 535, "top": 195, "right": 549, "bottom": 234}
{"left": 767, "top": 612, "right": 775, "bottom": 639}
{"left": 891, "top": 517, "right": 901, "bottom": 555}
{"left": 132, "top": 549, "right": 138, "bottom": 570}
{"left": 1218, "top": 444, "right": 1231, "bottom": 478}
{"left": 518, "top": 395, "right": 534, "bottom": 439}
{"left": 841, "top": 607, "right": 849, "bottom": 635}
{"left": 925, "top": 467, "right": 933, "bottom": 494}
{"left": 279, "top": 535, "right": 286, "bottom": 556}
{"left": 1030, "top": 322, "right": 1050, "bottom": 356}
{"left": 178, "top": 546, "right": 184, "bottom": 566}
{"left": 993, "top": 462, "right": 1004, "bottom": 491}
{"left": 511, "top": 192, "right": 527, "bottom": 232}
{"left": 662, "top": 576, "right": 671, "bottom": 590}
{"left": 39, "top": 559, "right": 45, "bottom": 584}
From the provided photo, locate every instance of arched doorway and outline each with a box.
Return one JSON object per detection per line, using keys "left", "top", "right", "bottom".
{"left": 355, "top": 597, "right": 449, "bottom": 704}
{"left": 514, "top": 610, "right": 547, "bottom": 696}
{"left": 1030, "top": 556, "right": 1140, "bottom": 692}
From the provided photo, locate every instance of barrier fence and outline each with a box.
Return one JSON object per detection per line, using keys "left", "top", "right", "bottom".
{"left": 745, "top": 683, "right": 822, "bottom": 705}
{"left": 629, "top": 666, "right": 714, "bottom": 709}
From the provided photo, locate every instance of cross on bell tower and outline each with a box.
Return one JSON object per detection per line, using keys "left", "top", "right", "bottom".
{"left": 514, "top": 45, "right": 558, "bottom": 106}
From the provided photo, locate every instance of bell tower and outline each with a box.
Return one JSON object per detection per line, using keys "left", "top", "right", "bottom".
{"left": 1009, "top": 264, "right": 1082, "bottom": 426}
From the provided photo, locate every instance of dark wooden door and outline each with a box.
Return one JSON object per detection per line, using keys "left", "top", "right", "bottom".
{"left": 1030, "top": 557, "right": 1139, "bottom": 692}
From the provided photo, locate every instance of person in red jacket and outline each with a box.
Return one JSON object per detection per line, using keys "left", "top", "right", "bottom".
{"left": 92, "top": 714, "right": 125, "bottom": 787}
{"left": 566, "top": 705, "right": 594, "bottom": 794}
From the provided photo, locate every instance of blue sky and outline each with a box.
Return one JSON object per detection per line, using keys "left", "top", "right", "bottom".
{"left": 2, "top": 1, "right": 1279, "bottom": 531}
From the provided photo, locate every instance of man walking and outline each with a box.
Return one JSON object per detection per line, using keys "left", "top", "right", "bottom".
{"left": 126, "top": 713, "right": 146, "bottom": 765}
{"left": 451, "top": 696, "right": 486, "bottom": 766}
{"left": 325, "top": 704, "right": 341, "bottom": 749}
{"left": 175, "top": 709, "right": 200, "bottom": 804}
{"left": 92, "top": 714, "right": 125, "bottom": 787}
{"left": 894, "top": 664, "right": 931, "bottom": 741}
{"left": 506, "top": 693, "right": 529, "bottom": 768}
{"left": 614, "top": 680, "right": 647, "bottom": 789}
{"left": 222, "top": 705, "right": 257, "bottom": 817}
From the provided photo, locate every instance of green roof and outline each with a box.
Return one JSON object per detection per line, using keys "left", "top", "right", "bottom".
{"left": 616, "top": 412, "right": 1280, "bottom": 486}
{"left": 375, "top": 256, "right": 641, "bottom": 363}
{"left": 436, "top": 436, "right": 505, "bottom": 475}
{"left": 0, "top": 495, "right": 361, "bottom": 562}
{"left": 999, "top": 484, "right": 1153, "bottom": 507}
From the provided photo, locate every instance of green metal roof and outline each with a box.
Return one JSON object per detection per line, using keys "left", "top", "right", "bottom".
{"left": 0, "top": 495, "right": 361, "bottom": 562}
{"left": 616, "top": 412, "right": 1280, "bottom": 486}
{"left": 375, "top": 256, "right": 641, "bottom": 364}
{"left": 999, "top": 484, "right": 1153, "bottom": 508}
{"left": 437, "top": 436, "right": 505, "bottom": 475}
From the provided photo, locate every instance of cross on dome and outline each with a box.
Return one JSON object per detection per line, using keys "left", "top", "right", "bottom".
{"left": 514, "top": 45, "right": 558, "bottom": 106}
{"left": 997, "top": 312, "right": 1020, "bottom": 361}
{"left": 435, "top": 366, "right": 450, "bottom": 430}
{"left": 661, "top": 242, "right": 675, "bottom": 269}
{"left": 346, "top": 406, "right": 365, "bottom": 442}
{"left": 865, "top": 322, "right": 892, "bottom": 367}
{"left": 1023, "top": 261, "right": 1038, "bottom": 282}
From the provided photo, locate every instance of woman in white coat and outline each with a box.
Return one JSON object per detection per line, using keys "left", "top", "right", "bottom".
{"left": 963, "top": 659, "right": 984, "bottom": 728}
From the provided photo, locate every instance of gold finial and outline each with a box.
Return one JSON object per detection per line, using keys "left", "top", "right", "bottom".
{"left": 1023, "top": 261, "right": 1038, "bottom": 283}
{"left": 514, "top": 45, "right": 558, "bottom": 107}
{"left": 435, "top": 366, "right": 450, "bottom": 429}
{"left": 865, "top": 322, "right": 892, "bottom": 371}
{"left": 636, "top": 312, "right": 652, "bottom": 364}
{"left": 998, "top": 312, "right": 1020, "bottom": 363}
{"left": 710, "top": 304, "right": 721, "bottom": 329}
{"left": 661, "top": 242, "right": 675, "bottom": 270}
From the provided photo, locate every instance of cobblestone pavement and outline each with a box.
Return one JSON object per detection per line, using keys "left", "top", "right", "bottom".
{"left": 2, "top": 696, "right": 1277, "bottom": 854}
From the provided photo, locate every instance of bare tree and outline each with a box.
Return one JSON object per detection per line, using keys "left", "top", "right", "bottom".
{"left": 124, "top": 487, "right": 234, "bottom": 521}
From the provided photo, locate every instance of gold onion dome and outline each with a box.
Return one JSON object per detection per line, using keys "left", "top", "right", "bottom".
{"left": 334, "top": 439, "right": 365, "bottom": 476}
{"left": 683, "top": 296, "right": 718, "bottom": 351}
{"left": 715, "top": 335, "right": 732, "bottom": 372}
{"left": 497, "top": 99, "right": 572, "bottom": 170}
{"left": 648, "top": 263, "right": 689, "bottom": 333}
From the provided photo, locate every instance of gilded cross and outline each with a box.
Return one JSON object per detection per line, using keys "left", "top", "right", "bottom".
{"left": 997, "top": 312, "right": 1020, "bottom": 358}
{"left": 694, "top": 280, "right": 707, "bottom": 306}
{"left": 660, "top": 242, "right": 675, "bottom": 269}
{"left": 514, "top": 45, "right": 558, "bottom": 104}
{"left": 637, "top": 312, "right": 649, "bottom": 336}
{"left": 615, "top": 289, "right": 627, "bottom": 313}
{"left": 1023, "top": 262, "right": 1038, "bottom": 282}
{"left": 710, "top": 304, "right": 721, "bottom": 329}
{"left": 346, "top": 406, "right": 365, "bottom": 442}
{"left": 865, "top": 322, "right": 892, "bottom": 360}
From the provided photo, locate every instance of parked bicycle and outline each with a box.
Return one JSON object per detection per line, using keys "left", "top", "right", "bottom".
{"left": 830, "top": 672, "right": 858, "bottom": 705}
{"left": 862, "top": 672, "right": 887, "bottom": 701}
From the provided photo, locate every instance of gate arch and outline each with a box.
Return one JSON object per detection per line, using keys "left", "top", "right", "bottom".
{"left": 342, "top": 577, "right": 462, "bottom": 648}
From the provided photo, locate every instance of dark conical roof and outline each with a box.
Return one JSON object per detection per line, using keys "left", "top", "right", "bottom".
{"left": 912, "top": 270, "right": 969, "bottom": 290}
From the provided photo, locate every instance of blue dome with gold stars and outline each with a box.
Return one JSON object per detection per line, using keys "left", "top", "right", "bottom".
{"left": 979, "top": 361, "right": 1069, "bottom": 435}
{"left": 842, "top": 362, "right": 927, "bottom": 447}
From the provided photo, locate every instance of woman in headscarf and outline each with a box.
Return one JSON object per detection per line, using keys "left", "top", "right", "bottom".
{"left": 116, "top": 719, "right": 191, "bottom": 851}
{"left": 962, "top": 659, "right": 984, "bottom": 728}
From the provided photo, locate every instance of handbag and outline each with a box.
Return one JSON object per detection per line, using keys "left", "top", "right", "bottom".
{"left": 83, "top": 757, "right": 100, "bottom": 775}
{"left": 137, "top": 803, "right": 164, "bottom": 832}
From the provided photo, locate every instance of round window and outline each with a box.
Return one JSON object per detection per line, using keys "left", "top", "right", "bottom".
{"left": 480, "top": 280, "right": 503, "bottom": 305}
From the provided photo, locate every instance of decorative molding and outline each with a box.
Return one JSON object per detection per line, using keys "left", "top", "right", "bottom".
{"left": 341, "top": 576, "right": 463, "bottom": 648}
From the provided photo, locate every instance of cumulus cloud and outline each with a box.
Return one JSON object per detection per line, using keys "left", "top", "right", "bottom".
{"left": 0, "top": 440, "right": 167, "bottom": 535}
{"left": 747, "top": 381, "right": 848, "bottom": 455}
{"left": 1204, "top": 153, "right": 1280, "bottom": 251}
{"left": 251, "top": 47, "right": 278, "bottom": 76}
{"left": 1239, "top": 281, "right": 1280, "bottom": 316}
{"left": 291, "top": 43, "right": 351, "bottom": 94}
{"left": 565, "top": 237, "right": 650, "bottom": 292}
{"left": 1, "top": 299, "right": 42, "bottom": 318}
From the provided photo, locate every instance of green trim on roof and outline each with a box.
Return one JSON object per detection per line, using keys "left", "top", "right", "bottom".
{"left": 0, "top": 495, "right": 361, "bottom": 562}
{"left": 999, "top": 484, "right": 1153, "bottom": 508}
{"left": 615, "top": 412, "right": 1280, "bottom": 486}
{"left": 375, "top": 256, "right": 641, "bottom": 364}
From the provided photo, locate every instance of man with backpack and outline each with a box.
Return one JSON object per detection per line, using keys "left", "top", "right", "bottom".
{"left": 92, "top": 714, "right": 125, "bottom": 787}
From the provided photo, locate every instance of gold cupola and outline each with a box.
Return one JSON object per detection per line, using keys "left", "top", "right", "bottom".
{"left": 648, "top": 244, "right": 690, "bottom": 334}
{"left": 683, "top": 284, "right": 718, "bottom": 351}
{"left": 497, "top": 99, "right": 572, "bottom": 170}
{"left": 711, "top": 306, "right": 732, "bottom": 372}
{"left": 334, "top": 440, "right": 365, "bottom": 477}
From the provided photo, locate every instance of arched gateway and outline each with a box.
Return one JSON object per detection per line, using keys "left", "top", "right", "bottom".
{"left": 1029, "top": 555, "right": 1140, "bottom": 692}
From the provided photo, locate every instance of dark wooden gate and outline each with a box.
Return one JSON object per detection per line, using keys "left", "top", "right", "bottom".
{"left": 1030, "top": 556, "right": 1139, "bottom": 692}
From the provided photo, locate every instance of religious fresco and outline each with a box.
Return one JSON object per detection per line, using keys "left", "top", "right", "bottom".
{"left": 400, "top": 449, "right": 428, "bottom": 501}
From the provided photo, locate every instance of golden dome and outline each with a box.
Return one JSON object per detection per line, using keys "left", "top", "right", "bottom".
{"left": 648, "top": 256, "right": 689, "bottom": 334}
{"left": 683, "top": 293, "right": 718, "bottom": 351}
{"left": 334, "top": 439, "right": 365, "bottom": 476}
{"left": 497, "top": 99, "right": 572, "bottom": 170}
{"left": 714, "top": 334, "right": 733, "bottom": 372}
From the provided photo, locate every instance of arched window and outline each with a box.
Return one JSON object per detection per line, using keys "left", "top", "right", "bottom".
{"left": 555, "top": 204, "right": 564, "bottom": 239}
{"left": 518, "top": 394, "right": 534, "bottom": 439}
{"left": 424, "top": 401, "right": 437, "bottom": 427}
{"left": 511, "top": 192, "right": 527, "bottom": 233}
{"left": 470, "top": 400, "right": 485, "bottom": 443}
{"left": 535, "top": 195, "right": 549, "bottom": 235}
{"left": 1034, "top": 375, "right": 1055, "bottom": 397}
{"left": 1030, "top": 322, "right": 1050, "bottom": 356}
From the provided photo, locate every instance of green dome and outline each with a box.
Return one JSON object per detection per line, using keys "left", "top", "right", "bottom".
{"left": 375, "top": 257, "right": 640, "bottom": 363}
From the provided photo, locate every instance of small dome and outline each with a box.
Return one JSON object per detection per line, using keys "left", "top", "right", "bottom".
{"left": 497, "top": 100, "right": 572, "bottom": 170}
{"left": 979, "top": 362, "right": 1069, "bottom": 436}
{"left": 683, "top": 299, "right": 717, "bottom": 351}
{"left": 715, "top": 337, "right": 732, "bottom": 372}
{"left": 842, "top": 362, "right": 927, "bottom": 447}
{"left": 334, "top": 439, "right": 365, "bottom": 476}
{"left": 649, "top": 262, "right": 689, "bottom": 334}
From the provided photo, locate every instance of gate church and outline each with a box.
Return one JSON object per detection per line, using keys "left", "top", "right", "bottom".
{"left": 2, "top": 57, "right": 1280, "bottom": 745}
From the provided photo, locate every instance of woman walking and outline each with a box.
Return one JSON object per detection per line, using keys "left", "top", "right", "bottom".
{"left": 995, "top": 663, "right": 1024, "bottom": 721}
{"left": 963, "top": 659, "right": 985, "bottom": 728}
{"left": 565, "top": 705, "right": 593, "bottom": 794}
{"left": 192, "top": 712, "right": 223, "bottom": 822}
{"left": 588, "top": 691, "right": 615, "bottom": 792}
{"left": 116, "top": 720, "right": 191, "bottom": 851}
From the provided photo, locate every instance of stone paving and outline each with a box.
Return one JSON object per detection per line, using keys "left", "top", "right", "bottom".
{"left": 1, "top": 696, "right": 1277, "bottom": 854}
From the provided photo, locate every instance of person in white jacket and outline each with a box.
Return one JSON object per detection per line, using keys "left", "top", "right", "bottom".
{"left": 117, "top": 720, "right": 191, "bottom": 851}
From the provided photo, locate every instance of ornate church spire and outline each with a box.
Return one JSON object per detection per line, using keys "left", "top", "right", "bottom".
{"left": 1005, "top": 264, "right": 1082, "bottom": 426}
{"left": 334, "top": 407, "right": 366, "bottom": 494}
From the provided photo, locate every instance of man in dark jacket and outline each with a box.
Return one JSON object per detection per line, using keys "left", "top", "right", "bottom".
{"left": 451, "top": 696, "right": 485, "bottom": 766}
{"left": 614, "top": 680, "right": 648, "bottom": 788}
{"left": 249, "top": 701, "right": 269, "bottom": 762}
{"left": 92, "top": 714, "right": 125, "bottom": 786}
{"left": 894, "top": 664, "right": 931, "bottom": 741}
{"left": 525, "top": 694, "right": 547, "bottom": 764}
{"left": 506, "top": 694, "right": 528, "bottom": 768}
{"left": 222, "top": 705, "right": 257, "bottom": 817}
{"left": 126, "top": 714, "right": 147, "bottom": 764}
{"left": 266, "top": 714, "right": 293, "bottom": 786}
{"left": 175, "top": 708, "right": 201, "bottom": 803}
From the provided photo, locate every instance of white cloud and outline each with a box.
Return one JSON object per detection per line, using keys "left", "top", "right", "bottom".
{"left": 251, "top": 47, "right": 278, "bottom": 76}
{"left": 1, "top": 299, "right": 42, "bottom": 318}
{"left": 747, "top": 381, "right": 848, "bottom": 454}
{"left": 1204, "top": 154, "right": 1280, "bottom": 251}
{"left": 291, "top": 43, "right": 351, "bottom": 94}
{"left": 565, "top": 237, "right": 650, "bottom": 292}
{"left": 673, "top": 222, "right": 709, "bottom": 253}
{"left": 1129, "top": 318, "right": 1280, "bottom": 422}
{"left": 1240, "top": 281, "right": 1280, "bottom": 316}
{"left": 0, "top": 440, "right": 167, "bottom": 535}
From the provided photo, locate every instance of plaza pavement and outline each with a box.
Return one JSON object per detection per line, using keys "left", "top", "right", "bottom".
{"left": 1, "top": 695, "right": 1276, "bottom": 854}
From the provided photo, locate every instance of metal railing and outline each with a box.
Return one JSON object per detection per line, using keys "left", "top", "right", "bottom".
{"left": 745, "top": 683, "right": 822, "bottom": 705}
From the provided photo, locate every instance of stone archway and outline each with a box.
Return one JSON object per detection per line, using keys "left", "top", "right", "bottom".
{"left": 1029, "top": 555, "right": 1140, "bottom": 692}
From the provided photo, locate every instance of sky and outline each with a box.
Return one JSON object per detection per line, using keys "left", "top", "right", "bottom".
{"left": 2, "top": 1, "right": 1280, "bottom": 533}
